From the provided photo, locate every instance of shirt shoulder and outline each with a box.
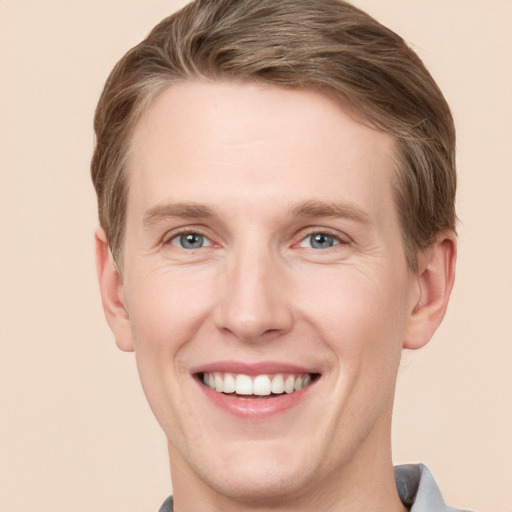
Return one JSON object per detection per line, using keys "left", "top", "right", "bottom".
{"left": 159, "top": 464, "right": 474, "bottom": 511}
{"left": 158, "top": 495, "right": 173, "bottom": 512}
{"left": 394, "top": 463, "right": 474, "bottom": 512}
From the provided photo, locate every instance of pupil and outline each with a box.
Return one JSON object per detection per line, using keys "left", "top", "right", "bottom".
{"left": 311, "top": 233, "right": 333, "bottom": 249}
{"left": 181, "top": 233, "right": 203, "bottom": 249}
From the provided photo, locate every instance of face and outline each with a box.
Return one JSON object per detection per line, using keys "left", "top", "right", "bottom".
{"left": 114, "top": 82, "right": 423, "bottom": 503}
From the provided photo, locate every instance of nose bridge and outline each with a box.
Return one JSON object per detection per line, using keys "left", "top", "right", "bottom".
{"left": 214, "top": 237, "right": 292, "bottom": 341}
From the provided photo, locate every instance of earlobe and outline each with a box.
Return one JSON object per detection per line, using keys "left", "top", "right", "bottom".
{"left": 403, "top": 233, "right": 457, "bottom": 350}
{"left": 95, "top": 227, "right": 134, "bottom": 352}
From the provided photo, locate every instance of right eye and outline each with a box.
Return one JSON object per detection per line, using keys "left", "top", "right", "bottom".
{"left": 168, "top": 232, "right": 212, "bottom": 249}
{"left": 300, "top": 232, "right": 338, "bottom": 249}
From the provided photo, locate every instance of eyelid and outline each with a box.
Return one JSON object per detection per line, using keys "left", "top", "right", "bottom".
{"left": 294, "top": 227, "right": 352, "bottom": 247}
{"left": 162, "top": 226, "right": 215, "bottom": 247}
{"left": 170, "top": 233, "right": 212, "bottom": 248}
{"left": 160, "top": 225, "right": 351, "bottom": 249}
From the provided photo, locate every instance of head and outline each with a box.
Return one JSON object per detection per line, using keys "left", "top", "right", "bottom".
{"left": 92, "top": 0, "right": 456, "bottom": 275}
{"left": 92, "top": 0, "right": 456, "bottom": 508}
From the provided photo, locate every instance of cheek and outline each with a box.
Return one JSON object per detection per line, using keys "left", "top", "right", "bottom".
{"left": 123, "top": 271, "right": 213, "bottom": 435}
{"left": 125, "top": 267, "right": 214, "bottom": 351}
{"left": 297, "top": 266, "right": 410, "bottom": 365}
{"left": 122, "top": 278, "right": 215, "bottom": 428}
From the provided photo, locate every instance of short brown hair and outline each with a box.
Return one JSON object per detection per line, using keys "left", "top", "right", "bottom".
{"left": 91, "top": 0, "right": 456, "bottom": 272}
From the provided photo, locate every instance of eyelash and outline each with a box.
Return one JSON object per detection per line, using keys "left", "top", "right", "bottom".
{"left": 164, "top": 229, "right": 213, "bottom": 249}
{"left": 163, "top": 228, "right": 350, "bottom": 251}
{"left": 297, "top": 230, "right": 349, "bottom": 249}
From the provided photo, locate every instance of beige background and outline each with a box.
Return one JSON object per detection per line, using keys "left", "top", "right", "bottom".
{"left": 1, "top": 1, "right": 511, "bottom": 511}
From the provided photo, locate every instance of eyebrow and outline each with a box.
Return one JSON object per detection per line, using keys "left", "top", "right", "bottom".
{"left": 142, "top": 199, "right": 372, "bottom": 228}
{"left": 142, "top": 201, "right": 216, "bottom": 228}
{"left": 289, "top": 200, "right": 372, "bottom": 225}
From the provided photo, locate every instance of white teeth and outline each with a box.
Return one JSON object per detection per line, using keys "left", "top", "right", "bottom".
{"left": 294, "top": 374, "right": 312, "bottom": 391}
{"left": 253, "top": 375, "right": 271, "bottom": 396}
{"left": 271, "top": 374, "right": 285, "bottom": 394}
{"left": 235, "top": 374, "right": 253, "bottom": 395}
{"left": 214, "top": 372, "right": 223, "bottom": 392}
{"left": 202, "top": 372, "right": 315, "bottom": 396}
{"left": 223, "top": 373, "right": 236, "bottom": 393}
{"left": 284, "top": 375, "right": 295, "bottom": 393}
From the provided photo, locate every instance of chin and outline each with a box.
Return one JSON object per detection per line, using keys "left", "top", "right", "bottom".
{"left": 171, "top": 436, "right": 326, "bottom": 506}
{"left": 201, "top": 458, "right": 314, "bottom": 506}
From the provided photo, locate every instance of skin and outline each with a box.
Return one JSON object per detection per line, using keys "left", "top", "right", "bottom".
{"left": 96, "top": 81, "right": 456, "bottom": 511}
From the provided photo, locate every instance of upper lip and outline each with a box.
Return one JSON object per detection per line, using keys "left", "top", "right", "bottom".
{"left": 190, "top": 361, "right": 319, "bottom": 376}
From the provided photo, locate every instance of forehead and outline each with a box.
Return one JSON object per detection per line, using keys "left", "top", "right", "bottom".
{"left": 126, "top": 81, "right": 397, "bottom": 225}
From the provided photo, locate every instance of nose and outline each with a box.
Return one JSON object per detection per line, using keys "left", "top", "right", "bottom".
{"left": 213, "top": 245, "right": 294, "bottom": 343}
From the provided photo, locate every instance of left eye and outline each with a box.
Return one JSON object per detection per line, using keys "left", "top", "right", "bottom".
{"left": 299, "top": 232, "right": 339, "bottom": 249}
{"left": 170, "top": 232, "right": 211, "bottom": 249}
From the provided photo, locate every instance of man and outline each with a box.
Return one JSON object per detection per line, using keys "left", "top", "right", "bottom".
{"left": 91, "top": 1, "right": 467, "bottom": 510}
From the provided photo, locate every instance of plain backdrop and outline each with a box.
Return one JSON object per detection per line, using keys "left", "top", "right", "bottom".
{"left": 1, "top": 1, "right": 511, "bottom": 511}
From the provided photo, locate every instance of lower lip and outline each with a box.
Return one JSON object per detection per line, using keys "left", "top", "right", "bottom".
{"left": 196, "top": 378, "right": 317, "bottom": 419}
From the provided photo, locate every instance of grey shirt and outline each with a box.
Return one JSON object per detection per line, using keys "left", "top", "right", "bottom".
{"left": 159, "top": 463, "right": 472, "bottom": 511}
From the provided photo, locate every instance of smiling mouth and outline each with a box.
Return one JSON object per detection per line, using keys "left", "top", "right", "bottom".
{"left": 198, "top": 372, "right": 319, "bottom": 398}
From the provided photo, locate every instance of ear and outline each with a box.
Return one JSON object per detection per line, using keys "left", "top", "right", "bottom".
{"left": 403, "top": 232, "right": 457, "bottom": 350}
{"left": 95, "top": 227, "right": 134, "bottom": 352}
